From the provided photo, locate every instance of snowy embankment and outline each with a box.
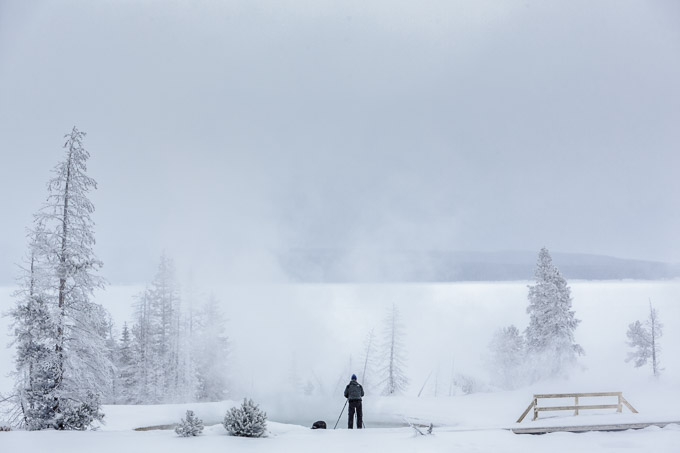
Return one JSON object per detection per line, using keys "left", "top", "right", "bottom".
{"left": 97, "top": 385, "right": 680, "bottom": 433}
{"left": 0, "top": 400, "right": 680, "bottom": 453}
{"left": 5, "top": 389, "right": 680, "bottom": 452}
{"left": 50, "top": 383, "right": 674, "bottom": 453}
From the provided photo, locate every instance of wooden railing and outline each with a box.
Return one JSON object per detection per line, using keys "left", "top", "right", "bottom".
{"left": 516, "top": 392, "right": 638, "bottom": 423}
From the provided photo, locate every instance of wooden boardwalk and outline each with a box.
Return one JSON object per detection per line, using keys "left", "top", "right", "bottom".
{"left": 512, "top": 420, "right": 680, "bottom": 435}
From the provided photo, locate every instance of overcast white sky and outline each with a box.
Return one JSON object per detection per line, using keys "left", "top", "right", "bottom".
{"left": 1, "top": 0, "right": 679, "bottom": 284}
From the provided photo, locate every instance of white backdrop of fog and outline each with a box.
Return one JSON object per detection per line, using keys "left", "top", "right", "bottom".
{"left": 1, "top": 0, "right": 679, "bottom": 411}
{"left": 0, "top": 0, "right": 679, "bottom": 286}
{"left": 162, "top": 281, "right": 680, "bottom": 400}
{"left": 2, "top": 281, "right": 679, "bottom": 406}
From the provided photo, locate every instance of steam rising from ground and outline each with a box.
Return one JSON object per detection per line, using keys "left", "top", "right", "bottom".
{"left": 1, "top": 280, "right": 678, "bottom": 424}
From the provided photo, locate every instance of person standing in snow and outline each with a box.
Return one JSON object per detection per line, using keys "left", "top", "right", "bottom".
{"left": 344, "top": 374, "right": 364, "bottom": 429}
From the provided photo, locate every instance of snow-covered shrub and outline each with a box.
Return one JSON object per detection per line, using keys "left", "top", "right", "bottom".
{"left": 57, "top": 392, "right": 105, "bottom": 430}
{"left": 0, "top": 425, "right": 10, "bottom": 432}
{"left": 223, "top": 398, "right": 267, "bottom": 437}
{"left": 175, "top": 410, "right": 204, "bottom": 437}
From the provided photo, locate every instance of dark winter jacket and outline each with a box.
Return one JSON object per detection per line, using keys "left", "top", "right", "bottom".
{"left": 344, "top": 380, "right": 364, "bottom": 401}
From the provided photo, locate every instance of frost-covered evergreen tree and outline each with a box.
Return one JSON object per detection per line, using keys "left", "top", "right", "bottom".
{"left": 182, "top": 275, "right": 200, "bottom": 398}
{"left": 525, "top": 247, "right": 583, "bottom": 379}
{"left": 133, "top": 256, "right": 190, "bottom": 402}
{"left": 116, "top": 323, "right": 137, "bottom": 404}
{"left": 194, "top": 295, "right": 229, "bottom": 401}
{"left": 129, "top": 289, "right": 153, "bottom": 403}
{"left": 175, "top": 410, "right": 204, "bottom": 437}
{"left": 147, "top": 254, "right": 181, "bottom": 402}
{"left": 10, "top": 127, "right": 109, "bottom": 430}
{"left": 223, "top": 399, "right": 267, "bottom": 437}
{"left": 378, "top": 304, "right": 409, "bottom": 395}
{"left": 124, "top": 257, "right": 199, "bottom": 404}
{"left": 9, "top": 225, "right": 58, "bottom": 429}
{"left": 488, "top": 325, "right": 525, "bottom": 390}
{"left": 175, "top": 302, "right": 197, "bottom": 403}
{"left": 626, "top": 302, "right": 663, "bottom": 377}
{"left": 103, "top": 317, "right": 119, "bottom": 404}
{"left": 359, "top": 328, "right": 377, "bottom": 392}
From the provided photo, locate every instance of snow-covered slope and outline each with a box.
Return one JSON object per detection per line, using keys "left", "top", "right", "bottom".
{"left": 1, "top": 404, "right": 678, "bottom": 453}
{"left": 5, "top": 390, "right": 679, "bottom": 452}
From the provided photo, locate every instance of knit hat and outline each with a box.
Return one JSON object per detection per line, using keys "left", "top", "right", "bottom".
{"left": 351, "top": 374, "right": 357, "bottom": 381}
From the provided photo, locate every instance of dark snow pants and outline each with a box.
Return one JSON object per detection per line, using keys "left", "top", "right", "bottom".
{"left": 348, "top": 400, "right": 363, "bottom": 429}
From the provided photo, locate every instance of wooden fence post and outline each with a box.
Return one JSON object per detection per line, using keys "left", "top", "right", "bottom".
{"left": 574, "top": 395, "right": 579, "bottom": 416}
{"left": 516, "top": 400, "right": 536, "bottom": 423}
{"left": 621, "top": 396, "right": 639, "bottom": 414}
{"left": 532, "top": 397, "right": 538, "bottom": 421}
{"left": 617, "top": 393, "right": 622, "bottom": 413}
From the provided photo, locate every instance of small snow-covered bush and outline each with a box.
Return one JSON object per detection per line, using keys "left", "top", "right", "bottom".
{"left": 223, "top": 398, "right": 267, "bottom": 438}
{"left": 58, "top": 392, "right": 105, "bottom": 430}
{"left": 175, "top": 410, "right": 204, "bottom": 437}
{"left": 0, "top": 425, "right": 10, "bottom": 432}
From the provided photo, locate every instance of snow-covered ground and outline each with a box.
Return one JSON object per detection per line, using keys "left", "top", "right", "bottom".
{"left": 94, "top": 386, "right": 680, "bottom": 432}
{"left": 1, "top": 280, "right": 679, "bottom": 451}
{"left": 3, "top": 423, "right": 676, "bottom": 453}
{"left": 1, "top": 397, "right": 679, "bottom": 453}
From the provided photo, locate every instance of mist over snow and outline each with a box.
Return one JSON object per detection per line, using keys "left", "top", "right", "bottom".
{"left": 3, "top": 280, "right": 679, "bottom": 416}
{"left": 153, "top": 281, "right": 680, "bottom": 400}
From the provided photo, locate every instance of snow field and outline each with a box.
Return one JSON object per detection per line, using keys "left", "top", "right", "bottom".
{"left": 1, "top": 419, "right": 679, "bottom": 453}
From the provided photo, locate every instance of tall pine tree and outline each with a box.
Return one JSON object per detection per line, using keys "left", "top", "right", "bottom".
{"left": 130, "top": 289, "right": 152, "bottom": 403}
{"left": 116, "top": 323, "right": 138, "bottom": 404}
{"left": 525, "top": 247, "right": 583, "bottom": 379}
{"left": 195, "top": 295, "right": 230, "bottom": 401}
{"left": 359, "top": 328, "right": 377, "bottom": 393}
{"left": 11, "top": 127, "right": 109, "bottom": 429}
{"left": 378, "top": 304, "right": 409, "bottom": 395}
{"left": 127, "top": 256, "right": 198, "bottom": 403}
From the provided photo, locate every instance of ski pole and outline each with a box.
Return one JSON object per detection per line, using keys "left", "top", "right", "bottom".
{"left": 333, "top": 399, "right": 348, "bottom": 429}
